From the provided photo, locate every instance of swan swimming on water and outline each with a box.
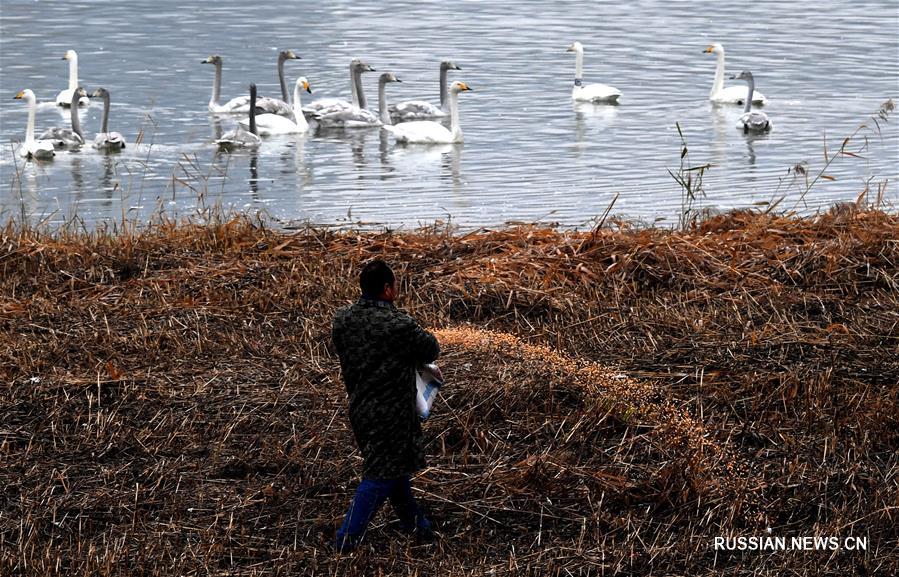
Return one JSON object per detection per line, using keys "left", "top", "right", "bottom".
{"left": 239, "top": 77, "right": 311, "bottom": 135}
{"left": 704, "top": 43, "right": 767, "bottom": 105}
{"left": 40, "top": 87, "right": 89, "bottom": 148}
{"left": 383, "top": 81, "right": 471, "bottom": 144}
{"left": 731, "top": 71, "right": 771, "bottom": 133}
{"left": 567, "top": 42, "right": 621, "bottom": 103}
{"left": 314, "top": 60, "right": 383, "bottom": 128}
{"left": 217, "top": 84, "right": 261, "bottom": 151}
{"left": 202, "top": 55, "right": 251, "bottom": 113}
{"left": 388, "top": 60, "right": 460, "bottom": 122}
{"left": 56, "top": 50, "right": 91, "bottom": 107}
{"left": 89, "top": 88, "right": 126, "bottom": 150}
{"left": 303, "top": 59, "right": 375, "bottom": 117}
{"left": 14, "top": 89, "right": 56, "bottom": 159}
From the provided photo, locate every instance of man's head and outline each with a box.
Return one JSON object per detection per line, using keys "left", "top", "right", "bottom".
{"left": 360, "top": 259, "right": 396, "bottom": 302}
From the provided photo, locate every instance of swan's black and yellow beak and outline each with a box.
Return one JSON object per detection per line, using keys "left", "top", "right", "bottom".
{"left": 458, "top": 82, "right": 472, "bottom": 92}
{"left": 703, "top": 46, "right": 714, "bottom": 54}
{"left": 302, "top": 80, "right": 312, "bottom": 93}
{"left": 13, "top": 90, "right": 25, "bottom": 100}
{"left": 286, "top": 50, "right": 301, "bottom": 60}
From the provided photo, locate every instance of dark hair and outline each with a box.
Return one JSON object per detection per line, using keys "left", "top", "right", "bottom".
{"left": 359, "top": 259, "right": 395, "bottom": 297}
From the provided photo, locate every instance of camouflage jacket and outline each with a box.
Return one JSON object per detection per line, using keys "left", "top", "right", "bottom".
{"left": 332, "top": 298, "right": 440, "bottom": 479}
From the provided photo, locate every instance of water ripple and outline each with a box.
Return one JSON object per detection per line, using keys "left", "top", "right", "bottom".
{"left": 1, "top": 0, "right": 896, "bottom": 228}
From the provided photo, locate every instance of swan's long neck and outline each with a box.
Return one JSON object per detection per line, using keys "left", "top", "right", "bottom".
{"left": 249, "top": 87, "right": 257, "bottom": 135}
{"left": 711, "top": 51, "right": 725, "bottom": 97}
{"left": 278, "top": 56, "right": 289, "bottom": 102}
{"left": 68, "top": 54, "right": 79, "bottom": 91}
{"left": 100, "top": 91, "right": 111, "bottom": 134}
{"left": 353, "top": 68, "right": 367, "bottom": 109}
{"left": 292, "top": 83, "right": 309, "bottom": 131}
{"left": 25, "top": 94, "right": 36, "bottom": 144}
{"left": 449, "top": 90, "right": 462, "bottom": 140}
{"left": 574, "top": 50, "right": 584, "bottom": 86}
{"left": 743, "top": 76, "right": 754, "bottom": 114}
{"left": 211, "top": 61, "right": 222, "bottom": 106}
{"left": 350, "top": 63, "right": 359, "bottom": 107}
{"left": 378, "top": 80, "right": 391, "bottom": 125}
{"left": 70, "top": 92, "right": 83, "bottom": 138}
{"left": 439, "top": 67, "right": 449, "bottom": 109}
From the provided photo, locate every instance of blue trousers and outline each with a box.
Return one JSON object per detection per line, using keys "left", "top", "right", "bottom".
{"left": 335, "top": 476, "right": 431, "bottom": 551}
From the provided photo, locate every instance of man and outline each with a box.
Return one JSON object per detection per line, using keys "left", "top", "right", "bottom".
{"left": 331, "top": 259, "right": 440, "bottom": 552}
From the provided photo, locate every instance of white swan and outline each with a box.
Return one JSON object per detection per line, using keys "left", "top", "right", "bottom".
{"left": 388, "top": 60, "right": 460, "bottom": 122}
{"left": 704, "top": 43, "right": 767, "bottom": 105}
{"left": 383, "top": 81, "right": 471, "bottom": 144}
{"left": 566, "top": 42, "right": 621, "bottom": 103}
{"left": 14, "top": 90, "right": 56, "bottom": 159}
{"left": 39, "top": 87, "right": 88, "bottom": 148}
{"left": 731, "top": 71, "right": 771, "bottom": 133}
{"left": 302, "top": 59, "right": 375, "bottom": 117}
{"left": 239, "top": 77, "right": 311, "bottom": 135}
{"left": 202, "top": 55, "right": 251, "bottom": 113}
{"left": 254, "top": 49, "right": 302, "bottom": 117}
{"left": 56, "top": 50, "right": 90, "bottom": 107}
{"left": 217, "top": 84, "right": 261, "bottom": 151}
{"left": 89, "top": 88, "right": 126, "bottom": 151}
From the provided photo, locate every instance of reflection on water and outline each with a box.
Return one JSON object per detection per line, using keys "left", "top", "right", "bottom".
{"left": 68, "top": 154, "right": 85, "bottom": 202}
{"left": 573, "top": 101, "right": 618, "bottom": 156}
{"left": 0, "top": 0, "right": 896, "bottom": 228}
{"left": 100, "top": 156, "right": 117, "bottom": 208}
{"left": 742, "top": 131, "right": 773, "bottom": 168}
{"left": 573, "top": 102, "right": 619, "bottom": 123}
{"left": 248, "top": 152, "right": 259, "bottom": 199}
{"left": 709, "top": 103, "right": 731, "bottom": 168}
{"left": 294, "top": 134, "right": 313, "bottom": 190}
{"left": 209, "top": 116, "right": 224, "bottom": 141}
{"left": 442, "top": 145, "right": 464, "bottom": 200}
{"left": 745, "top": 137, "right": 758, "bottom": 166}
{"left": 378, "top": 130, "right": 391, "bottom": 171}
{"left": 348, "top": 130, "right": 369, "bottom": 173}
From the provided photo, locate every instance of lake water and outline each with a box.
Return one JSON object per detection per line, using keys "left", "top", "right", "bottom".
{"left": 1, "top": 0, "right": 897, "bottom": 229}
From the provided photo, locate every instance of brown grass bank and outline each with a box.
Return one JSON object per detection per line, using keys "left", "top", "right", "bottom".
{"left": 1, "top": 208, "right": 897, "bottom": 576}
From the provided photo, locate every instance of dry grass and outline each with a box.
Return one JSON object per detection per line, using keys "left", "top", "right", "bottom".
{"left": 1, "top": 207, "right": 897, "bottom": 575}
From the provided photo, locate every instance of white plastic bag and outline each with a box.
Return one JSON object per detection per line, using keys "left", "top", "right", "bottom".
{"left": 415, "top": 363, "right": 444, "bottom": 420}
